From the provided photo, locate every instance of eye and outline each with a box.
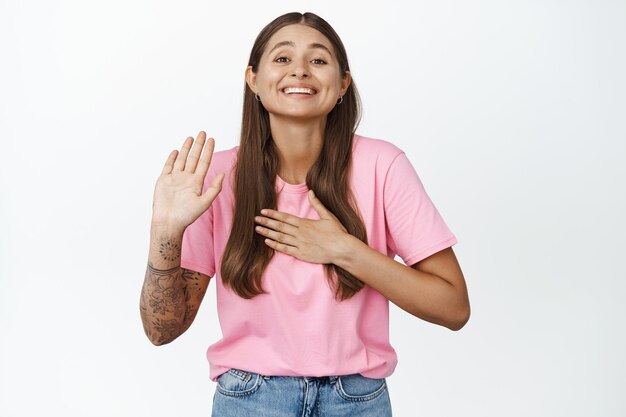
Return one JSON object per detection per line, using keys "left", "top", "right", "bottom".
{"left": 274, "top": 56, "right": 327, "bottom": 65}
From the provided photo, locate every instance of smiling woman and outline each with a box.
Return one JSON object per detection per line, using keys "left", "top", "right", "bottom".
{"left": 139, "top": 11, "right": 470, "bottom": 417}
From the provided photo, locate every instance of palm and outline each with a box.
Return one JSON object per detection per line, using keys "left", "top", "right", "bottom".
{"left": 152, "top": 132, "right": 224, "bottom": 231}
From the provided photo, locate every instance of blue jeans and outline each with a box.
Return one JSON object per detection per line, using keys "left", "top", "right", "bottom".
{"left": 211, "top": 368, "right": 393, "bottom": 416}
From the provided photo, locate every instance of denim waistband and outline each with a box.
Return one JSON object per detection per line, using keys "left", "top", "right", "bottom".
{"left": 228, "top": 368, "right": 343, "bottom": 384}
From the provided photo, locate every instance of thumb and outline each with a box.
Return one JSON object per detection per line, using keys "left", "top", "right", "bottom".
{"left": 201, "top": 172, "right": 225, "bottom": 206}
{"left": 308, "top": 189, "right": 331, "bottom": 219}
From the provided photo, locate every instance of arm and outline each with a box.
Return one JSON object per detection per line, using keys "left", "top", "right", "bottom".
{"left": 254, "top": 191, "right": 470, "bottom": 331}
{"left": 139, "top": 223, "right": 211, "bottom": 345}
{"left": 334, "top": 238, "right": 470, "bottom": 331}
{"left": 140, "top": 132, "right": 222, "bottom": 345}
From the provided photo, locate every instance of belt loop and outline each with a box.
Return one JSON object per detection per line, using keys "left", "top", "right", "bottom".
{"left": 329, "top": 375, "right": 338, "bottom": 385}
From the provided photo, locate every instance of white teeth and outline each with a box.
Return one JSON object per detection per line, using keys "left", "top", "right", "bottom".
{"left": 282, "top": 87, "right": 316, "bottom": 95}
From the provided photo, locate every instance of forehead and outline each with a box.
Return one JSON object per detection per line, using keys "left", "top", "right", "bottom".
{"left": 264, "top": 24, "right": 332, "bottom": 54}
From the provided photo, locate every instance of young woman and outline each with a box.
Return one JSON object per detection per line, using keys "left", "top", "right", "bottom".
{"left": 140, "top": 11, "right": 470, "bottom": 417}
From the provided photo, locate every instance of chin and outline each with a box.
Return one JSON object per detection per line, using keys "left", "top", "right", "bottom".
{"left": 268, "top": 108, "right": 329, "bottom": 120}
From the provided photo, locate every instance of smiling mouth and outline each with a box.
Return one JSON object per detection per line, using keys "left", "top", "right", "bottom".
{"left": 282, "top": 87, "right": 317, "bottom": 95}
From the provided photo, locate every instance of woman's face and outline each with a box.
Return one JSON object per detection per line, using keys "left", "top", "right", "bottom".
{"left": 246, "top": 24, "right": 351, "bottom": 122}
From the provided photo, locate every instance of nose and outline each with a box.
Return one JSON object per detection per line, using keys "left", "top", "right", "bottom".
{"left": 292, "top": 68, "right": 309, "bottom": 79}
{"left": 291, "top": 58, "right": 310, "bottom": 79}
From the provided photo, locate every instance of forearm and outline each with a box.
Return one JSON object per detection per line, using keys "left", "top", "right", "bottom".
{"left": 139, "top": 223, "right": 191, "bottom": 345}
{"left": 334, "top": 236, "right": 468, "bottom": 330}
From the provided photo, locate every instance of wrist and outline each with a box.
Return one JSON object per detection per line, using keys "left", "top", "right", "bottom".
{"left": 150, "top": 220, "right": 186, "bottom": 239}
{"left": 332, "top": 233, "right": 366, "bottom": 270}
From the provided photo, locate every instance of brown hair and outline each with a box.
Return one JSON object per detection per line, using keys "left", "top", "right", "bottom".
{"left": 220, "top": 12, "right": 368, "bottom": 302}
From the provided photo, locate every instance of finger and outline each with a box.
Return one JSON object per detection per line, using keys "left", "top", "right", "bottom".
{"left": 209, "top": 171, "right": 225, "bottom": 190}
{"left": 263, "top": 238, "right": 297, "bottom": 257}
{"left": 259, "top": 209, "right": 301, "bottom": 227}
{"left": 172, "top": 136, "right": 194, "bottom": 172}
{"left": 307, "top": 190, "right": 332, "bottom": 219}
{"left": 161, "top": 150, "right": 178, "bottom": 175}
{"left": 255, "top": 225, "right": 298, "bottom": 247}
{"left": 308, "top": 190, "right": 347, "bottom": 232}
{"left": 184, "top": 131, "right": 207, "bottom": 174}
{"left": 254, "top": 215, "right": 298, "bottom": 235}
{"left": 195, "top": 136, "right": 216, "bottom": 181}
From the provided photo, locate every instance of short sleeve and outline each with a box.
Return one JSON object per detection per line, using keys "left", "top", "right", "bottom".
{"left": 180, "top": 194, "right": 216, "bottom": 278}
{"left": 384, "top": 152, "right": 457, "bottom": 266}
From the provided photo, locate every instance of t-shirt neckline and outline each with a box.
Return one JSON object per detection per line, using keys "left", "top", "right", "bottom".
{"left": 275, "top": 175, "right": 309, "bottom": 194}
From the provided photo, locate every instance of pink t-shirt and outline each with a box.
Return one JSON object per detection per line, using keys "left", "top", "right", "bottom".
{"left": 180, "top": 134, "right": 457, "bottom": 382}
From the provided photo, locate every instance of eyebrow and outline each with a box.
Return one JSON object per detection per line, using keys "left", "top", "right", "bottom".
{"left": 268, "top": 41, "right": 333, "bottom": 57}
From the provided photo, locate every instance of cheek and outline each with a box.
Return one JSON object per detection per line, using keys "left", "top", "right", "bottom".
{"left": 322, "top": 74, "right": 343, "bottom": 92}
{"left": 257, "top": 71, "right": 282, "bottom": 91}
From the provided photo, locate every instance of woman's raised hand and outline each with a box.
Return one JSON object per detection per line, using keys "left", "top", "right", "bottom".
{"left": 151, "top": 131, "right": 225, "bottom": 233}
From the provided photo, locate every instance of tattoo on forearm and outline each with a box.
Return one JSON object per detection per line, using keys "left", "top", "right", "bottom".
{"left": 140, "top": 261, "right": 187, "bottom": 344}
{"left": 145, "top": 263, "right": 185, "bottom": 317}
{"left": 152, "top": 318, "right": 181, "bottom": 343}
{"left": 181, "top": 269, "right": 204, "bottom": 328}
{"left": 184, "top": 305, "right": 197, "bottom": 326}
{"left": 141, "top": 237, "right": 208, "bottom": 344}
{"left": 182, "top": 268, "right": 202, "bottom": 292}
{"left": 158, "top": 239, "right": 181, "bottom": 262}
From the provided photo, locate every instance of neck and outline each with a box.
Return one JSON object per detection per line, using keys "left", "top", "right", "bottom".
{"left": 269, "top": 115, "right": 326, "bottom": 184}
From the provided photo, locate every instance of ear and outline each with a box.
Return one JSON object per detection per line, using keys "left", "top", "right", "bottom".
{"left": 245, "top": 66, "right": 257, "bottom": 93}
{"left": 340, "top": 70, "right": 351, "bottom": 96}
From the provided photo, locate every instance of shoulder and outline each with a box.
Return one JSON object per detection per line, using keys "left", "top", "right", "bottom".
{"left": 207, "top": 145, "right": 239, "bottom": 174}
{"left": 352, "top": 133, "right": 405, "bottom": 167}
{"left": 201, "top": 145, "right": 238, "bottom": 192}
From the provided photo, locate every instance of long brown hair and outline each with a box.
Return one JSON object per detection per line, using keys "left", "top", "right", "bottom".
{"left": 220, "top": 12, "right": 368, "bottom": 302}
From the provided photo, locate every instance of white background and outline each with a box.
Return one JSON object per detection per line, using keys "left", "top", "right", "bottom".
{"left": 1, "top": 0, "right": 625, "bottom": 416}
